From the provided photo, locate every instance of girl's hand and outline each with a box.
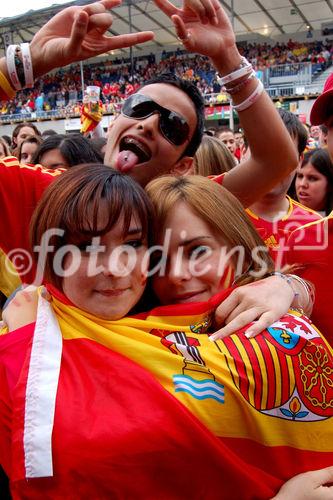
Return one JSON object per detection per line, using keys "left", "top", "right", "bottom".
{"left": 272, "top": 467, "right": 333, "bottom": 500}
{"left": 210, "top": 275, "right": 295, "bottom": 341}
{"left": 2, "top": 286, "right": 40, "bottom": 332}
{"left": 153, "top": 0, "right": 240, "bottom": 68}
{"left": 30, "top": 0, "right": 154, "bottom": 78}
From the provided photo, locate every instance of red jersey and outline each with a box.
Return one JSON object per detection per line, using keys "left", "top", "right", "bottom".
{"left": 287, "top": 214, "right": 333, "bottom": 345}
{"left": 246, "top": 196, "right": 322, "bottom": 267}
{"left": 210, "top": 173, "right": 226, "bottom": 185}
{"left": 0, "top": 157, "right": 64, "bottom": 293}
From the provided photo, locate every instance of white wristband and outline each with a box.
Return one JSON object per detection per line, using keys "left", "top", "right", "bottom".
{"left": 232, "top": 79, "right": 264, "bottom": 112}
{"left": 6, "top": 45, "right": 22, "bottom": 91}
{"left": 217, "top": 57, "right": 253, "bottom": 86}
{"left": 21, "top": 43, "right": 34, "bottom": 88}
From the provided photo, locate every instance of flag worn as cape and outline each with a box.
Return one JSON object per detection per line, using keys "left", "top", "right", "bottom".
{"left": 0, "top": 286, "right": 332, "bottom": 499}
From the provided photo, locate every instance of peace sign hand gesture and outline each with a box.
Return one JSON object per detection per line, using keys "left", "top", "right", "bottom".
{"left": 153, "top": 0, "right": 240, "bottom": 70}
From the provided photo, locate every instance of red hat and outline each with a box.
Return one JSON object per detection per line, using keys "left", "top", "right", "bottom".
{"left": 310, "top": 72, "right": 333, "bottom": 125}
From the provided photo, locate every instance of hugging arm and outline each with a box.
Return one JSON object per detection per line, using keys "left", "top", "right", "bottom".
{"left": 153, "top": 0, "right": 298, "bottom": 206}
{"left": 211, "top": 274, "right": 313, "bottom": 340}
{"left": 271, "top": 467, "right": 333, "bottom": 500}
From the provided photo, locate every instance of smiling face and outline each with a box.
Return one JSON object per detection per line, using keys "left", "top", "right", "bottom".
{"left": 296, "top": 162, "right": 328, "bottom": 212}
{"left": 62, "top": 213, "right": 148, "bottom": 320}
{"left": 310, "top": 125, "right": 320, "bottom": 140}
{"left": 152, "top": 202, "right": 233, "bottom": 305}
{"left": 104, "top": 83, "right": 198, "bottom": 186}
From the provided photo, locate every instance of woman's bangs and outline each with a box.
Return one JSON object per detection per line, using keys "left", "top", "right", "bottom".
{"left": 62, "top": 178, "right": 150, "bottom": 243}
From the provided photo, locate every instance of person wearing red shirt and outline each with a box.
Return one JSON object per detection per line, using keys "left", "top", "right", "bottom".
{"left": 287, "top": 71, "right": 333, "bottom": 345}
{"left": 246, "top": 109, "right": 322, "bottom": 268}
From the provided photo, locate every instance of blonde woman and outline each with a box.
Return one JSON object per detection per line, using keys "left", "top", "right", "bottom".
{"left": 194, "top": 134, "right": 236, "bottom": 177}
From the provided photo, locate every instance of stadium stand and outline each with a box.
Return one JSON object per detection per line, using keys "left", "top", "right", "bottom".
{"left": 0, "top": 39, "right": 332, "bottom": 124}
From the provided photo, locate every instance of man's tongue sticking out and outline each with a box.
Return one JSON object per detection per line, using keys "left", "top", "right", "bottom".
{"left": 115, "top": 150, "right": 139, "bottom": 173}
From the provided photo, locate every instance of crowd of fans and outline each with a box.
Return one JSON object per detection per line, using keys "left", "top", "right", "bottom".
{"left": 1, "top": 38, "right": 332, "bottom": 119}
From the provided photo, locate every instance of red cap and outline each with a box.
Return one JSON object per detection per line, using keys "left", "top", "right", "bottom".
{"left": 310, "top": 72, "right": 333, "bottom": 125}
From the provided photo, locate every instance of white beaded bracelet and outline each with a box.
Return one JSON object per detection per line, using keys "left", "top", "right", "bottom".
{"left": 270, "top": 272, "right": 300, "bottom": 303}
{"left": 232, "top": 79, "right": 264, "bottom": 112}
{"left": 217, "top": 57, "right": 253, "bottom": 86}
{"left": 6, "top": 45, "right": 22, "bottom": 91}
{"left": 288, "top": 274, "right": 314, "bottom": 310}
{"left": 21, "top": 43, "right": 34, "bottom": 88}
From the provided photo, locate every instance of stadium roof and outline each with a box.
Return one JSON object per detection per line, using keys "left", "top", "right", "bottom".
{"left": 0, "top": 0, "right": 332, "bottom": 59}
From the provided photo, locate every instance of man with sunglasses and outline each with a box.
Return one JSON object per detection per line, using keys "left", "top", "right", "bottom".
{"left": 103, "top": 0, "right": 298, "bottom": 208}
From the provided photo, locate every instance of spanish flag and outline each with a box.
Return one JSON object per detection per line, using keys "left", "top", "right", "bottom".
{"left": 0, "top": 286, "right": 332, "bottom": 499}
{"left": 80, "top": 101, "right": 103, "bottom": 134}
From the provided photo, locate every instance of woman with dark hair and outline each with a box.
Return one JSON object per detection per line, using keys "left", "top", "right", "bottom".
{"left": 17, "top": 135, "right": 43, "bottom": 164}
{"left": 31, "top": 133, "right": 103, "bottom": 169}
{"left": 11, "top": 122, "right": 41, "bottom": 153}
{"left": 296, "top": 148, "right": 333, "bottom": 215}
{"left": 0, "top": 137, "right": 10, "bottom": 159}
{"left": 89, "top": 136, "right": 107, "bottom": 160}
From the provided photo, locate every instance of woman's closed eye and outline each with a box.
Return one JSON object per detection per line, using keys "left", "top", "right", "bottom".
{"left": 124, "top": 239, "right": 144, "bottom": 249}
{"left": 77, "top": 240, "right": 102, "bottom": 253}
{"left": 188, "top": 245, "right": 211, "bottom": 259}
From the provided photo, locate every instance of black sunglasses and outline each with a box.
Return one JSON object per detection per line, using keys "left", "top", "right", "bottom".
{"left": 121, "top": 93, "right": 190, "bottom": 146}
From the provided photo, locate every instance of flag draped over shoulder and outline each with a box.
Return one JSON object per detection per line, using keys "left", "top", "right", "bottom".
{"left": 0, "top": 285, "right": 332, "bottom": 499}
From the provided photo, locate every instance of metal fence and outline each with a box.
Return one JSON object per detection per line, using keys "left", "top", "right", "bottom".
{"left": 0, "top": 62, "right": 329, "bottom": 124}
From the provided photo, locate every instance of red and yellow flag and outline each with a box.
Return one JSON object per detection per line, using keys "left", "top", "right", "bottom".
{"left": 0, "top": 286, "right": 332, "bottom": 498}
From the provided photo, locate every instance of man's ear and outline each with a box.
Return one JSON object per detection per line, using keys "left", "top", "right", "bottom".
{"left": 170, "top": 156, "right": 194, "bottom": 176}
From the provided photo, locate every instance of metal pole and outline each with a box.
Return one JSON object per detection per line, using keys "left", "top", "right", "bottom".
{"left": 80, "top": 61, "right": 85, "bottom": 101}
{"left": 229, "top": 0, "right": 235, "bottom": 131}
{"left": 128, "top": 0, "right": 134, "bottom": 80}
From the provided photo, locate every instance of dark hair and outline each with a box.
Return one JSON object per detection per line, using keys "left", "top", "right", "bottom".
{"left": 41, "top": 129, "right": 58, "bottom": 138}
{"left": 11, "top": 122, "right": 41, "bottom": 149}
{"left": 30, "top": 164, "right": 154, "bottom": 290}
{"left": 278, "top": 109, "right": 308, "bottom": 156}
{"left": 1, "top": 135, "right": 11, "bottom": 147}
{"left": 31, "top": 134, "right": 103, "bottom": 168}
{"left": 300, "top": 148, "right": 333, "bottom": 215}
{"left": 0, "top": 137, "right": 10, "bottom": 157}
{"left": 215, "top": 126, "right": 234, "bottom": 140}
{"left": 140, "top": 73, "right": 204, "bottom": 158}
{"left": 89, "top": 137, "right": 107, "bottom": 159}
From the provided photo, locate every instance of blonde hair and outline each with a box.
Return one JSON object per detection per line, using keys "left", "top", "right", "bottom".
{"left": 193, "top": 135, "right": 236, "bottom": 176}
{"left": 146, "top": 175, "right": 275, "bottom": 285}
